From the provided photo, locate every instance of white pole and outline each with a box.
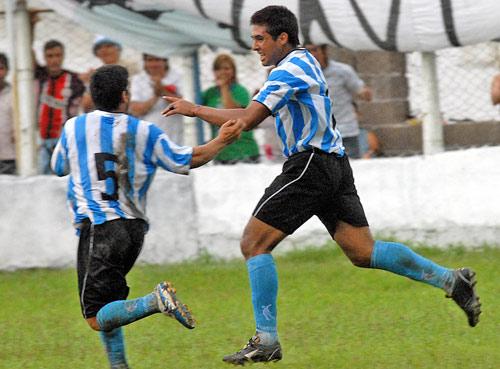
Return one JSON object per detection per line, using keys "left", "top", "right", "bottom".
{"left": 5, "top": 0, "right": 19, "bottom": 172}
{"left": 420, "top": 51, "right": 444, "bottom": 155}
{"left": 13, "top": 0, "right": 36, "bottom": 175}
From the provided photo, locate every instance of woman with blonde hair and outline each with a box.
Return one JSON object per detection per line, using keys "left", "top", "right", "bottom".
{"left": 202, "top": 54, "right": 260, "bottom": 163}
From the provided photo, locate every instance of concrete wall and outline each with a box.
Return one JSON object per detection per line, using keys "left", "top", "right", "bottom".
{"left": 1, "top": 147, "right": 499, "bottom": 271}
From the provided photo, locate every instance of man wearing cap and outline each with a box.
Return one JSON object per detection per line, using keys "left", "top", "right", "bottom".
{"left": 81, "top": 36, "right": 139, "bottom": 112}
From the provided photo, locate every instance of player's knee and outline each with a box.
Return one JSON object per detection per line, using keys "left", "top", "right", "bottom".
{"left": 348, "top": 253, "right": 371, "bottom": 268}
{"left": 86, "top": 317, "right": 101, "bottom": 331}
{"left": 240, "top": 238, "right": 256, "bottom": 259}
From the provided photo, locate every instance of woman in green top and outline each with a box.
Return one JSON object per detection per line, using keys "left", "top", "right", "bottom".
{"left": 202, "top": 54, "right": 260, "bottom": 164}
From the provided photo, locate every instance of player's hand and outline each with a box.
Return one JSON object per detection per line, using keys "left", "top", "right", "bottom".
{"left": 162, "top": 96, "right": 197, "bottom": 117}
{"left": 217, "top": 119, "right": 244, "bottom": 145}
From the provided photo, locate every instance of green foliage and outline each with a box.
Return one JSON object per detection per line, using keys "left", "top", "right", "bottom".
{"left": 1, "top": 246, "right": 499, "bottom": 369}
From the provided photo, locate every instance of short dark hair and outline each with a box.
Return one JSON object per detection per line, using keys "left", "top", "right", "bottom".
{"left": 90, "top": 64, "right": 128, "bottom": 111}
{"left": 44, "top": 39, "right": 64, "bottom": 52}
{"left": 250, "top": 6, "right": 300, "bottom": 47}
{"left": 0, "top": 53, "right": 8, "bottom": 70}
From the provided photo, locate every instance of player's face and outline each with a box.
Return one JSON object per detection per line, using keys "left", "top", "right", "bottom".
{"left": 144, "top": 55, "right": 167, "bottom": 76}
{"left": 44, "top": 47, "right": 64, "bottom": 75}
{"left": 251, "top": 24, "right": 288, "bottom": 66}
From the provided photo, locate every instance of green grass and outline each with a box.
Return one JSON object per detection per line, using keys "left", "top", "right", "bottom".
{"left": 1, "top": 244, "right": 499, "bottom": 369}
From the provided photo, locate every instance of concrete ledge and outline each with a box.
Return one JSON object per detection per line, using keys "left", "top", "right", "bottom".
{"left": 1, "top": 147, "right": 499, "bottom": 270}
{"left": 370, "top": 121, "right": 500, "bottom": 156}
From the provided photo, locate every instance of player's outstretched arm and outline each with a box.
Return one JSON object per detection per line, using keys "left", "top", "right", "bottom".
{"left": 161, "top": 96, "right": 270, "bottom": 131}
{"left": 190, "top": 119, "right": 244, "bottom": 168}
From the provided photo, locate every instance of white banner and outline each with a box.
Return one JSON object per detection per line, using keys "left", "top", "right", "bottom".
{"left": 42, "top": 0, "right": 500, "bottom": 55}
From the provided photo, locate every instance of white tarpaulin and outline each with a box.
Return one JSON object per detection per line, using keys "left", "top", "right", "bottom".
{"left": 42, "top": 0, "right": 500, "bottom": 55}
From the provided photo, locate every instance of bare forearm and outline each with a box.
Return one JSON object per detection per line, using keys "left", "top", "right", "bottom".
{"left": 193, "top": 105, "right": 246, "bottom": 127}
{"left": 190, "top": 138, "right": 226, "bottom": 168}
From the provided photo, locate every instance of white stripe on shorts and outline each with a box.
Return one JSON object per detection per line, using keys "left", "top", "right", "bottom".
{"left": 253, "top": 152, "right": 315, "bottom": 217}
{"left": 80, "top": 223, "right": 95, "bottom": 319}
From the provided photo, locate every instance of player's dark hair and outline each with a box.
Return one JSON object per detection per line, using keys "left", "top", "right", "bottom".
{"left": 90, "top": 64, "right": 128, "bottom": 111}
{"left": 44, "top": 39, "right": 64, "bottom": 52}
{"left": 250, "top": 6, "right": 300, "bottom": 47}
{"left": 0, "top": 53, "right": 8, "bottom": 70}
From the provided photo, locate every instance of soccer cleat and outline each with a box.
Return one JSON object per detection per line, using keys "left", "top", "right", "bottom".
{"left": 446, "top": 268, "right": 481, "bottom": 327}
{"left": 223, "top": 335, "right": 282, "bottom": 365}
{"left": 154, "top": 281, "right": 195, "bottom": 329}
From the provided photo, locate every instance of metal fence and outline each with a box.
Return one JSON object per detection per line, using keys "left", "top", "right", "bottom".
{"left": 407, "top": 42, "right": 500, "bottom": 123}
{"left": 1, "top": 2, "right": 499, "bottom": 174}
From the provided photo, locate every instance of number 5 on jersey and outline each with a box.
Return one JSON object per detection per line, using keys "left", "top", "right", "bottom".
{"left": 95, "top": 153, "right": 119, "bottom": 201}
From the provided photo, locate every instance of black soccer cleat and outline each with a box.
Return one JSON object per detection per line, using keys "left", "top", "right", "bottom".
{"left": 223, "top": 336, "right": 282, "bottom": 365}
{"left": 446, "top": 268, "right": 481, "bottom": 327}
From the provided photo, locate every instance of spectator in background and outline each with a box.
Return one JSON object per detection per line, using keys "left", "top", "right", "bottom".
{"left": 201, "top": 54, "right": 259, "bottom": 164}
{"left": 306, "top": 44, "right": 373, "bottom": 158}
{"left": 129, "top": 54, "right": 184, "bottom": 144}
{"left": 490, "top": 74, "right": 500, "bottom": 105}
{"left": 81, "top": 36, "right": 140, "bottom": 112}
{"left": 0, "top": 53, "right": 16, "bottom": 174}
{"left": 35, "top": 39, "right": 85, "bottom": 174}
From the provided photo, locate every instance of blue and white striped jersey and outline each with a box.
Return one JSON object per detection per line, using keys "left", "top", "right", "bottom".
{"left": 51, "top": 110, "right": 193, "bottom": 228}
{"left": 254, "top": 49, "right": 344, "bottom": 157}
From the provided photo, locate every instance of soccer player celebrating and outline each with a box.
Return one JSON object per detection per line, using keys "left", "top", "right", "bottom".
{"left": 51, "top": 64, "right": 243, "bottom": 369}
{"left": 163, "top": 5, "right": 481, "bottom": 366}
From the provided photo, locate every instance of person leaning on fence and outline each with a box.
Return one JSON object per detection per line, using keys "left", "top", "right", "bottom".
{"left": 81, "top": 36, "right": 140, "bottom": 112}
{"left": 0, "top": 53, "right": 16, "bottom": 175}
{"left": 50, "top": 64, "right": 243, "bottom": 369}
{"left": 129, "top": 53, "right": 185, "bottom": 144}
{"left": 162, "top": 5, "right": 481, "bottom": 365}
{"left": 35, "top": 39, "right": 85, "bottom": 175}
{"left": 305, "top": 43, "right": 372, "bottom": 159}
{"left": 490, "top": 73, "right": 500, "bottom": 105}
{"left": 202, "top": 54, "right": 260, "bottom": 164}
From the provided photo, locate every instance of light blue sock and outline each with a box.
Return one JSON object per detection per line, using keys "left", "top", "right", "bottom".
{"left": 370, "top": 240, "right": 455, "bottom": 292}
{"left": 247, "top": 254, "right": 279, "bottom": 345}
{"left": 96, "top": 292, "right": 159, "bottom": 332}
{"left": 99, "top": 327, "right": 129, "bottom": 369}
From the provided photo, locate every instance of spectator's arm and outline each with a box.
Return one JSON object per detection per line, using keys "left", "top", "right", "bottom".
{"left": 129, "top": 96, "right": 159, "bottom": 117}
{"left": 491, "top": 74, "right": 500, "bottom": 105}
{"left": 357, "top": 86, "right": 373, "bottom": 102}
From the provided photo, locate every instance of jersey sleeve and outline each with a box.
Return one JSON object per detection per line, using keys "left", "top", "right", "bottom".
{"left": 148, "top": 124, "right": 193, "bottom": 174}
{"left": 253, "top": 68, "right": 305, "bottom": 115}
{"left": 50, "top": 125, "right": 70, "bottom": 176}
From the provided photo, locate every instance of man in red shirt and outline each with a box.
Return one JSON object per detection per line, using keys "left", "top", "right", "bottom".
{"left": 35, "top": 39, "right": 84, "bottom": 174}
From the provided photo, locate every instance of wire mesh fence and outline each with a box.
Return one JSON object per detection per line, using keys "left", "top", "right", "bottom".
{"left": 407, "top": 42, "right": 500, "bottom": 124}
{"left": 1, "top": 2, "right": 499, "bottom": 174}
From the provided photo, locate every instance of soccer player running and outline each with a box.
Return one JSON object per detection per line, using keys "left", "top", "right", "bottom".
{"left": 163, "top": 6, "right": 481, "bottom": 366}
{"left": 50, "top": 64, "right": 243, "bottom": 369}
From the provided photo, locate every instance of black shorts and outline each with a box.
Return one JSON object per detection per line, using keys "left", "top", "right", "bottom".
{"left": 77, "top": 218, "right": 147, "bottom": 319}
{"left": 253, "top": 148, "right": 369, "bottom": 235}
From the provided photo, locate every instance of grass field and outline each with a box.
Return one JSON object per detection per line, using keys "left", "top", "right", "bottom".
{"left": 1, "top": 243, "right": 499, "bottom": 369}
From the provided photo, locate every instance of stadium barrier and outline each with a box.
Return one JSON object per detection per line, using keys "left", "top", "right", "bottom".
{"left": 1, "top": 146, "right": 499, "bottom": 271}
